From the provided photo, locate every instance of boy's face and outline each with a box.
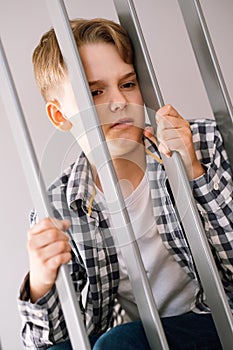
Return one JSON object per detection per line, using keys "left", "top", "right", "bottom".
{"left": 61, "top": 42, "right": 145, "bottom": 158}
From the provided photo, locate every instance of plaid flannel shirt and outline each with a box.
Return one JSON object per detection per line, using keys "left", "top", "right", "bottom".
{"left": 18, "top": 119, "right": 233, "bottom": 349}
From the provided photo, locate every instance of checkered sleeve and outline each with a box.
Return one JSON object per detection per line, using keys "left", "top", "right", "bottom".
{"left": 18, "top": 262, "right": 87, "bottom": 348}
{"left": 190, "top": 120, "right": 233, "bottom": 279}
{"left": 18, "top": 273, "right": 67, "bottom": 349}
{"left": 18, "top": 211, "right": 86, "bottom": 349}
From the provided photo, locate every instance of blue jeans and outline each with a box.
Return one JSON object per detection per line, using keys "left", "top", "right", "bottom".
{"left": 49, "top": 312, "right": 222, "bottom": 349}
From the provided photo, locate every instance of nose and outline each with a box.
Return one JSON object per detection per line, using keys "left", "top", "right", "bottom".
{"left": 109, "top": 88, "right": 127, "bottom": 112}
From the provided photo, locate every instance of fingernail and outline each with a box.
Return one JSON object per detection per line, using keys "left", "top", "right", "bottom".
{"left": 63, "top": 220, "right": 71, "bottom": 228}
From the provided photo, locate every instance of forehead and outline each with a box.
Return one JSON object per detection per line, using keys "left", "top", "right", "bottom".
{"left": 79, "top": 42, "right": 135, "bottom": 81}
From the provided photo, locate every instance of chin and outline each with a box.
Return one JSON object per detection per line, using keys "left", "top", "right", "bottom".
{"left": 107, "top": 137, "right": 143, "bottom": 158}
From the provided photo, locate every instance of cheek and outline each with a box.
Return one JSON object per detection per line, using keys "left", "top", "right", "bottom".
{"left": 134, "top": 87, "right": 144, "bottom": 105}
{"left": 129, "top": 104, "right": 145, "bottom": 127}
{"left": 95, "top": 104, "right": 111, "bottom": 126}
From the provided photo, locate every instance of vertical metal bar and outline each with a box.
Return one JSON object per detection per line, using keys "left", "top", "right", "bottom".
{"left": 113, "top": 0, "right": 233, "bottom": 348}
{"left": 0, "top": 38, "right": 91, "bottom": 350}
{"left": 178, "top": 0, "right": 233, "bottom": 168}
{"left": 46, "top": 1, "right": 169, "bottom": 349}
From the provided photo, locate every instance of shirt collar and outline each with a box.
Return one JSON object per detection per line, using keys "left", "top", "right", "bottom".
{"left": 66, "top": 152, "right": 96, "bottom": 212}
{"left": 66, "top": 139, "right": 162, "bottom": 213}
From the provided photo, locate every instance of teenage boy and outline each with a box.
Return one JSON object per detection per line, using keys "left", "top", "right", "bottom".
{"left": 18, "top": 18, "right": 233, "bottom": 349}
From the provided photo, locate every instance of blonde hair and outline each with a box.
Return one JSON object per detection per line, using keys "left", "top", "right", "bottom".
{"left": 32, "top": 18, "right": 134, "bottom": 101}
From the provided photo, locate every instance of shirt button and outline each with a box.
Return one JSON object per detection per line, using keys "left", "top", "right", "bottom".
{"left": 34, "top": 310, "right": 43, "bottom": 318}
{"left": 213, "top": 182, "right": 219, "bottom": 191}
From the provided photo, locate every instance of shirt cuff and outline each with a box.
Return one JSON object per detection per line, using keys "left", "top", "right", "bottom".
{"left": 18, "top": 272, "right": 57, "bottom": 325}
{"left": 191, "top": 165, "right": 232, "bottom": 212}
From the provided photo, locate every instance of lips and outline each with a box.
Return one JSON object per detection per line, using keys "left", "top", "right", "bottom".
{"left": 111, "top": 118, "right": 134, "bottom": 129}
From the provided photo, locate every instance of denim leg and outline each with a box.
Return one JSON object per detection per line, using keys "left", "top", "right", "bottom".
{"left": 161, "top": 312, "right": 222, "bottom": 350}
{"left": 93, "top": 313, "right": 222, "bottom": 350}
{"left": 93, "top": 320, "right": 150, "bottom": 350}
{"left": 48, "top": 334, "right": 101, "bottom": 349}
{"left": 48, "top": 339, "right": 72, "bottom": 350}
{"left": 48, "top": 313, "right": 222, "bottom": 350}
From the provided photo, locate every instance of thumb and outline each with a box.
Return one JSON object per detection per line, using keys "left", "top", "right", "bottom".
{"left": 143, "top": 127, "right": 157, "bottom": 146}
{"left": 158, "top": 143, "right": 171, "bottom": 158}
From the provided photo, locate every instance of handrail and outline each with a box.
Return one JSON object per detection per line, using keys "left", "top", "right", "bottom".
{"left": 46, "top": 0, "right": 169, "bottom": 349}
{"left": 0, "top": 37, "right": 91, "bottom": 350}
{"left": 178, "top": 0, "right": 233, "bottom": 169}
{"left": 114, "top": 1, "right": 233, "bottom": 348}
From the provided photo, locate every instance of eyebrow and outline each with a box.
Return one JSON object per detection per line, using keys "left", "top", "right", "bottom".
{"left": 88, "top": 71, "right": 137, "bottom": 87}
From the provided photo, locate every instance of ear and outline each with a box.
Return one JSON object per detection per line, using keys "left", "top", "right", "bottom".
{"left": 46, "top": 100, "right": 72, "bottom": 131}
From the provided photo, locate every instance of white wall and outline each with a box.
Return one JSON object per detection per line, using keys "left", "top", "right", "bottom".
{"left": 0, "top": 0, "right": 232, "bottom": 349}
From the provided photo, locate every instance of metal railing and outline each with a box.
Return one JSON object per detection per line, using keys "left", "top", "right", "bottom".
{"left": 0, "top": 0, "right": 232, "bottom": 348}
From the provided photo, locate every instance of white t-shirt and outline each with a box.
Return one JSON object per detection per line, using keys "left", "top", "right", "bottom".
{"left": 95, "top": 171, "right": 198, "bottom": 320}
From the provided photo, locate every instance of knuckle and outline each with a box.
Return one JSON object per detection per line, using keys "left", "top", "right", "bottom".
{"left": 166, "top": 104, "right": 172, "bottom": 113}
{"left": 34, "top": 250, "right": 42, "bottom": 261}
{"left": 55, "top": 252, "right": 71, "bottom": 267}
{"left": 58, "top": 240, "right": 67, "bottom": 252}
{"left": 27, "top": 236, "right": 39, "bottom": 252}
{"left": 48, "top": 257, "right": 58, "bottom": 270}
{"left": 52, "top": 255, "right": 63, "bottom": 268}
{"left": 27, "top": 229, "right": 33, "bottom": 241}
{"left": 38, "top": 217, "right": 53, "bottom": 231}
{"left": 43, "top": 217, "right": 52, "bottom": 226}
{"left": 27, "top": 238, "right": 34, "bottom": 251}
{"left": 32, "top": 249, "right": 44, "bottom": 263}
{"left": 47, "top": 228, "right": 59, "bottom": 242}
{"left": 184, "top": 120, "right": 190, "bottom": 128}
{"left": 63, "top": 252, "right": 72, "bottom": 264}
{"left": 65, "top": 252, "right": 72, "bottom": 263}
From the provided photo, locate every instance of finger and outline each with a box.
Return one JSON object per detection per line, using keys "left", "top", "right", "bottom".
{"left": 159, "top": 127, "right": 184, "bottom": 142}
{"left": 144, "top": 126, "right": 154, "bottom": 136}
{"left": 28, "top": 228, "right": 70, "bottom": 250}
{"left": 29, "top": 217, "right": 70, "bottom": 235}
{"left": 158, "top": 143, "right": 171, "bottom": 158}
{"left": 156, "top": 114, "right": 185, "bottom": 131}
{"left": 143, "top": 127, "right": 157, "bottom": 146}
{"left": 156, "top": 104, "right": 180, "bottom": 118}
{"left": 33, "top": 239, "right": 71, "bottom": 264}
{"left": 159, "top": 121, "right": 191, "bottom": 142}
{"left": 46, "top": 252, "right": 72, "bottom": 270}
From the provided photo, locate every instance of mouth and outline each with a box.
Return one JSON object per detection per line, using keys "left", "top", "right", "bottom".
{"left": 111, "top": 118, "right": 134, "bottom": 130}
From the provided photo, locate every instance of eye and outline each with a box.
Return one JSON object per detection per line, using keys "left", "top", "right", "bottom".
{"left": 121, "top": 81, "right": 136, "bottom": 89}
{"left": 91, "top": 89, "right": 102, "bottom": 97}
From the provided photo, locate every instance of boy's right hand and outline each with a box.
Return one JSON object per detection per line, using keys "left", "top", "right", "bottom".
{"left": 27, "top": 217, "right": 71, "bottom": 303}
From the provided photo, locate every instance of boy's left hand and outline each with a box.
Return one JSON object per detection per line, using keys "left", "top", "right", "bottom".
{"left": 144, "top": 104, "right": 205, "bottom": 180}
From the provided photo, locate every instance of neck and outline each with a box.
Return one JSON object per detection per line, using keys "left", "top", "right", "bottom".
{"left": 91, "top": 142, "right": 146, "bottom": 198}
